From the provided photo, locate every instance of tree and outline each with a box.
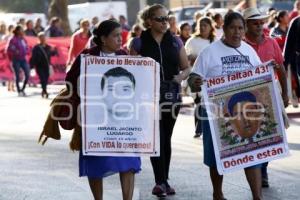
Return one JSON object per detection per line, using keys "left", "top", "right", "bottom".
{"left": 48, "top": 0, "right": 71, "bottom": 36}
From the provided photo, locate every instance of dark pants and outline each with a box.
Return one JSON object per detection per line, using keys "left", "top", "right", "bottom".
{"left": 36, "top": 68, "right": 49, "bottom": 92}
{"left": 150, "top": 104, "right": 180, "bottom": 184}
{"left": 194, "top": 95, "right": 202, "bottom": 134}
{"left": 12, "top": 59, "right": 30, "bottom": 93}
{"left": 261, "top": 162, "right": 268, "bottom": 179}
{"left": 296, "top": 54, "right": 300, "bottom": 97}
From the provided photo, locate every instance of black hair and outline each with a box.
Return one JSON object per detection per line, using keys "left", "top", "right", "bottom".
{"left": 101, "top": 67, "right": 136, "bottom": 90}
{"left": 194, "top": 17, "right": 216, "bottom": 43}
{"left": 50, "top": 17, "right": 60, "bottom": 25}
{"left": 223, "top": 12, "right": 245, "bottom": 30}
{"left": 275, "top": 10, "right": 288, "bottom": 23}
{"left": 268, "top": 7, "right": 276, "bottom": 12}
{"left": 13, "top": 25, "right": 23, "bottom": 35}
{"left": 119, "top": 15, "right": 126, "bottom": 20}
{"left": 92, "top": 20, "right": 121, "bottom": 47}
{"left": 179, "top": 22, "right": 190, "bottom": 31}
{"left": 213, "top": 13, "right": 222, "bottom": 22}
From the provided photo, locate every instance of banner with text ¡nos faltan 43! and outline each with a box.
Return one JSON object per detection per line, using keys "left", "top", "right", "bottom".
{"left": 79, "top": 55, "right": 160, "bottom": 157}
{"left": 202, "top": 61, "right": 289, "bottom": 174}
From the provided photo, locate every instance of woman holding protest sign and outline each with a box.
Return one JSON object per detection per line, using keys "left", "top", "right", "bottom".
{"left": 129, "top": 4, "right": 190, "bottom": 197}
{"left": 188, "top": 12, "right": 263, "bottom": 200}
{"left": 65, "top": 20, "right": 141, "bottom": 200}
{"left": 185, "top": 16, "right": 217, "bottom": 138}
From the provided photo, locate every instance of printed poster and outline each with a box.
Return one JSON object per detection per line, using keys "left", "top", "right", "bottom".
{"left": 80, "top": 55, "right": 160, "bottom": 156}
{"left": 202, "top": 62, "right": 289, "bottom": 174}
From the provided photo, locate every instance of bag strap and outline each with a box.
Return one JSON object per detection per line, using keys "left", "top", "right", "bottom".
{"left": 222, "top": 39, "right": 255, "bottom": 68}
{"left": 233, "top": 47, "right": 255, "bottom": 68}
{"left": 38, "top": 45, "right": 50, "bottom": 66}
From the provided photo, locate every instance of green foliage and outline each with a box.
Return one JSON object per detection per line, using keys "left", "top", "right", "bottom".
{"left": 0, "top": 0, "right": 45, "bottom": 13}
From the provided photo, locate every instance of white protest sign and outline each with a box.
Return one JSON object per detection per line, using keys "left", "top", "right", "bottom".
{"left": 202, "top": 62, "right": 289, "bottom": 174}
{"left": 80, "top": 55, "right": 160, "bottom": 156}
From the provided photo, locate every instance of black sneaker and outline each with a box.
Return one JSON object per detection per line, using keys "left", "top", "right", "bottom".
{"left": 193, "top": 133, "right": 202, "bottom": 138}
{"left": 262, "top": 178, "right": 269, "bottom": 188}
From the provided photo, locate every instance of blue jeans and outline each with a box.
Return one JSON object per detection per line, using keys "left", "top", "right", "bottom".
{"left": 12, "top": 59, "right": 30, "bottom": 93}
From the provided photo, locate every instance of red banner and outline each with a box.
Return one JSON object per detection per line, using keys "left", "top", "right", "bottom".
{"left": 0, "top": 36, "right": 70, "bottom": 84}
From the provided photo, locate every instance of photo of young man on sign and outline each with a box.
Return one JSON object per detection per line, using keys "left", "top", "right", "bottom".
{"left": 215, "top": 85, "right": 281, "bottom": 157}
{"left": 227, "top": 91, "right": 264, "bottom": 140}
{"left": 80, "top": 55, "right": 160, "bottom": 156}
{"left": 100, "top": 67, "right": 136, "bottom": 123}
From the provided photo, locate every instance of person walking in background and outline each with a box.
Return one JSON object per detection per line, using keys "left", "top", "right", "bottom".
{"left": 30, "top": 32, "right": 58, "bottom": 98}
{"left": 65, "top": 20, "right": 141, "bottom": 200}
{"left": 34, "top": 18, "right": 45, "bottom": 34}
{"left": 130, "top": 4, "right": 190, "bottom": 197}
{"left": 289, "top": 0, "right": 300, "bottom": 20}
{"left": 2, "top": 24, "right": 14, "bottom": 41}
{"left": 119, "top": 15, "right": 131, "bottom": 31}
{"left": 178, "top": 22, "right": 191, "bottom": 45}
{"left": 17, "top": 18, "right": 25, "bottom": 29}
{"left": 192, "top": 11, "right": 202, "bottom": 33}
{"left": 0, "top": 22, "right": 7, "bottom": 41}
{"left": 67, "top": 19, "right": 91, "bottom": 66}
{"left": 267, "top": 9, "right": 277, "bottom": 30}
{"left": 185, "top": 17, "right": 216, "bottom": 66}
{"left": 90, "top": 16, "right": 99, "bottom": 33}
{"left": 168, "top": 15, "right": 179, "bottom": 35}
{"left": 270, "top": 10, "right": 290, "bottom": 51}
{"left": 185, "top": 17, "right": 216, "bottom": 138}
{"left": 124, "top": 23, "right": 142, "bottom": 52}
{"left": 244, "top": 7, "right": 289, "bottom": 188}
{"left": 24, "top": 20, "right": 37, "bottom": 36}
{"left": 2, "top": 24, "right": 15, "bottom": 92}
{"left": 45, "top": 17, "right": 63, "bottom": 37}
{"left": 213, "top": 13, "right": 224, "bottom": 39}
{"left": 116, "top": 16, "right": 130, "bottom": 47}
{"left": 5, "top": 25, "right": 30, "bottom": 97}
{"left": 189, "top": 12, "right": 263, "bottom": 200}
{"left": 284, "top": 16, "right": 300, "bottom": 108}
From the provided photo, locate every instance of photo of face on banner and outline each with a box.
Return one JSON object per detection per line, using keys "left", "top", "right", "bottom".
{"left": 100, "top": 67, "right": 136, "bottom": 123}
{"left": 219, "top": 88, "right": 278, "bottom": 148}
{"left": 228, "top": 91, "right": 263, "bottom": 138}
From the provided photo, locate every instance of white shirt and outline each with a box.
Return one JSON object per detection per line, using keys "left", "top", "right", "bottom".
{"left": 192, "top": 40, "right": 261, "bottom": 78}
{"left": 185, "top": 36, "right": 213, "bottom": 57}
{"left": 215, "top": 27, "right": 224, "bottom": 39}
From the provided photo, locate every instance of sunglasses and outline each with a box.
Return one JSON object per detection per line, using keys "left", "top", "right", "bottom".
{"left": 152, "top": 16, "right": 169, "bottom": 22}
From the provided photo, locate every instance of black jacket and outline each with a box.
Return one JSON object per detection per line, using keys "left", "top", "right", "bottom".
{"left": 284, "top": 16, "right": 300, "bottom": 96}
{"left": 30, "top": 44, "right": 57, "bottom": 72}
{"left": 140, "top": 29, "right": 181, "bottom": 81}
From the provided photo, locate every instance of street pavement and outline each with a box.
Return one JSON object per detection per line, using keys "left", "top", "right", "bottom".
{"left": 0, "top": 85, "right": 300, "bottom": 200}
